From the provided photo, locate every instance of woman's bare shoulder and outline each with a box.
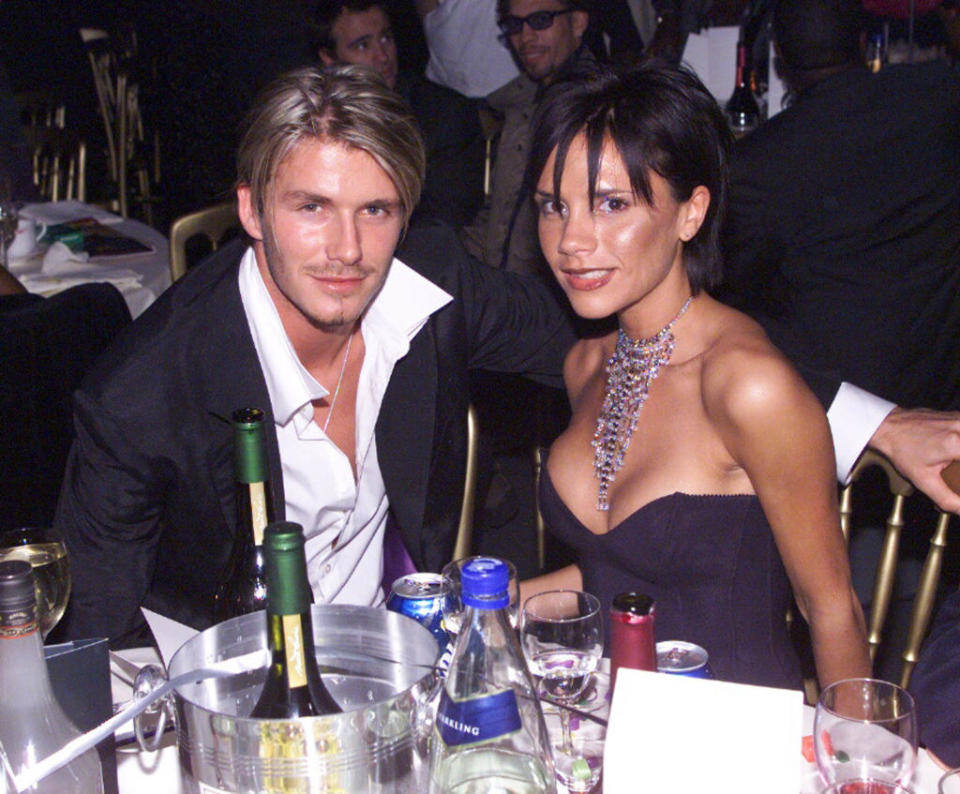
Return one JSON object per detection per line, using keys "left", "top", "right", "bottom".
{"left": 563, "top": 335, "right": 612, "bottom": 405}
{"left": 699, "top": 303, "right": 816, "bottom": 426}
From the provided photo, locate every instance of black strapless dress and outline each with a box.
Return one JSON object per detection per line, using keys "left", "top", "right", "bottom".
{"left": 540, "top": 468, "right": 803, "bottom": 690}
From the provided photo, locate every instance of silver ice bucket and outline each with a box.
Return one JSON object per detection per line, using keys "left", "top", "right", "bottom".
{"left": 165, "top": 604, "right": 440, "bottom": 793}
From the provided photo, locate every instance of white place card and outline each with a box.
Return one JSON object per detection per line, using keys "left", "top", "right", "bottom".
{"left": 604, "top": 668, "right": 803, "bottom": 794}
{"left": 141, "top": 607, "right": 198, "bottom": 668}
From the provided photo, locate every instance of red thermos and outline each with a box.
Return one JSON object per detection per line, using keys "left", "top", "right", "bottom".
{"left": 609, "top": 592, "right": 656, "bottom": 689}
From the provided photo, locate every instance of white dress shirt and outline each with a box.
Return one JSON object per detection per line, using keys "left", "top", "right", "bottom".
{"left": 238, "top": 248, "right": 452, "bottom": 606}
{"left": 827, "top": 382, "right": 896, "bottom": 482}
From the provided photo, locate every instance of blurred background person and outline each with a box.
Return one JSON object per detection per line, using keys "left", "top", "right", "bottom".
{"left": 315, "top": 0, "right": 485, "bottom": 228}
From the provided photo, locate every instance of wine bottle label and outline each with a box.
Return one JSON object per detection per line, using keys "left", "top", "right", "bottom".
{"left": 249, "top": 481, "right": 268, "bottom": 545}
{"left": 435, "top": 688, "right": 521, "bottom": 748}
{"left": 282, "top": 614, "right": 308, "bottom": 689}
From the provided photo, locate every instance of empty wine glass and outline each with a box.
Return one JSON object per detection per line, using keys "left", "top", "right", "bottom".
{"left": 441, "top": 556, "right": 518, "bottom": 637}
{"left": 0, "top": 528, "right": 71, "bottom": 638}
{"left": 814, "top": 678, "right": 918, "bottom": 792}
{"left": 520, "top": 588, "right": 602, "bottom": 785}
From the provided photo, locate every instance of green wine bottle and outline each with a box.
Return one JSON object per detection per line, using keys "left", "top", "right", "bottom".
{"left": 213, "top": 408, "right": 274, "bottom": 623}
{"left": 250, "top": 521, "right": 342, "bottom": 718}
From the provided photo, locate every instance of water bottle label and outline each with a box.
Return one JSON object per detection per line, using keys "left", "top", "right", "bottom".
{"left": 435, "top": 688, "right": 521, "bottom": 747}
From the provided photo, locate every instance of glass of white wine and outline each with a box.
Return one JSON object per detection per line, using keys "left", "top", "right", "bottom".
{"left": 0, "top": 527, "right": 71, "bottom": 638}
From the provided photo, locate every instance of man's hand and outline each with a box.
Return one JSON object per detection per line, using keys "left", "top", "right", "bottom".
{"left": 869, "top": 407, "right": 960, "bottom": 513}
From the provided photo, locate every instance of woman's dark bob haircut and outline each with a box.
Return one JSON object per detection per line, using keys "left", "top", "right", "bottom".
{"left": 527, "top": 61, "right": 732, "bottom": 294}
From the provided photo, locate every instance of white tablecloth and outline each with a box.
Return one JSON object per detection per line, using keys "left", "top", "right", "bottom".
{"left": 8, "top": 200, "right": 171, "bottom": 318}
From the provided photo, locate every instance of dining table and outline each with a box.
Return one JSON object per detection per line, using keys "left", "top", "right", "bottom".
{"left": 108, "top": 646, "right": 949, "bottom": 794}
{"left": 7, "top": 200, "right": 171, "bottom": 319}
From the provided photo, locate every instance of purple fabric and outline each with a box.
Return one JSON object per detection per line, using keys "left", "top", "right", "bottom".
{"left": 381, "top": 515, "right": 418, "bottom": 595}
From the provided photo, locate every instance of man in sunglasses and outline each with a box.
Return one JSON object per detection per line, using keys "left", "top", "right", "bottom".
{"left": 461, "top": 0, "right": 593, "bottom": 277}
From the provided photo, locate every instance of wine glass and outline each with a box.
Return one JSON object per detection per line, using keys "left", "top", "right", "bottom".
{"left": 814, "top": 678, "right": 918, "bottom": 792}
{"left": 520, "top": 589, "right": 602, "bottom": 790}
{"left": 0, "top": 528, "right": 71, "bottom": 638}
{"left": 441, "top": 556, "right": 519, "bottom": 637}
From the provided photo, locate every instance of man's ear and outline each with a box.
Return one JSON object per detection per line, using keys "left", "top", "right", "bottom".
{"left": 571, "top": 10, "right": 590, "bottom": 41}
{"left": 319, "top": 48, "right": 337, "bottom": 67}
{"left": 237, "top": 185, "right": 263, "bottom": 241}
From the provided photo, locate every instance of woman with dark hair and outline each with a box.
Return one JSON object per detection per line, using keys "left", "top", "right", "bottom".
{"left": 520, "top": 62, "right": 870, "bottom": 690}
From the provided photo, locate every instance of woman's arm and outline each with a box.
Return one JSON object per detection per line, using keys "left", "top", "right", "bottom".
{"left": 518, "top": 564, "right": 583, "bottom": 607}
{"left": 706, "top": 341, "right": 870, "bottom": 689}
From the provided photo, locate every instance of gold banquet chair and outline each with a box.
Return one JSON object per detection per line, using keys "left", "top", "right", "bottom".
{"left": 840, "top": 449, "right": 952, "bottom": 688}
{"left": 451, "top": 403, "right": 480, "bottom": 562}
{"left": 169, "top": 202, "right": 240, "bottom": 282}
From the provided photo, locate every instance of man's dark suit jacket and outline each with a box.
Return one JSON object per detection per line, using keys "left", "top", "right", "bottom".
{"left": 719, "top": 61, "right": 960, "bottom": 411}
{"left": 397, "top": 71, "right": 485, "bottom": 229}
{"left": 56, "top": 221, "right": 573, "bottom": 646}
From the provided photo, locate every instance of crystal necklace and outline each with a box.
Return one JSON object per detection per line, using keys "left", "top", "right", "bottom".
{"left": 592, "top": 296, "right": 694, "bottom": 511}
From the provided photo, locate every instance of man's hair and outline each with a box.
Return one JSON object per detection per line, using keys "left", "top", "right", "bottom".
{"left": 313, "top": 0, "right": 389, "bottom": 54}
{"left": 773, "top": 0, "right": 863, "bottom": 73}
{"left": 237, "top": 65, "right": 425, "bottom": 228}
{"left": 496, "top": 0, "right": 590, "bottom": 22}
{"left": 527, "top": 62, "right": 732, "bottom": 294}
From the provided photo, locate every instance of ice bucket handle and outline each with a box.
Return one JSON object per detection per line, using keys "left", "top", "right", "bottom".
{"left": 132, "top": 663, "right": 175, "bottom": 752}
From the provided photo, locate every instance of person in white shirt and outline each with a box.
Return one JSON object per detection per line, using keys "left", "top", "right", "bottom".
{"left": 56, "top": 64, "right": 573, "bottom": 646}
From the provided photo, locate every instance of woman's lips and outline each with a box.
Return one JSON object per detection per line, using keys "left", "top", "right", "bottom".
{"left": 562, "top": 269, "right": 614, "bottom": 291}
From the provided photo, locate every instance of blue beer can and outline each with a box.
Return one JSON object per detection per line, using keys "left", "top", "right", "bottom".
{"left": 656, "top": 640, "right": 713, "bottom": 678}
{"left": 386, "top": 572, "right": 449, "bottom": 649}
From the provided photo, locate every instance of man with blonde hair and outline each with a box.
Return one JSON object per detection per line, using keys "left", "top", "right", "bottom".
{"left": 57, "top": 65, "right": 572, "bottom": 646}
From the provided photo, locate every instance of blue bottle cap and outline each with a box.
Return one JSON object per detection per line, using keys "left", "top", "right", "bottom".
{"left": 461, "top": 557, "right": 510, "bottom": 609}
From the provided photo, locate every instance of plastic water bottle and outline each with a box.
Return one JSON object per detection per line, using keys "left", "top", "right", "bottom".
{"left": 429, "top": 557, "right": 555, "bottom": 793}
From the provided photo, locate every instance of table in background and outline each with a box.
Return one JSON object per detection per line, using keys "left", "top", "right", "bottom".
{"left": 9, "top": 200, "right": 171, "bottom": 318}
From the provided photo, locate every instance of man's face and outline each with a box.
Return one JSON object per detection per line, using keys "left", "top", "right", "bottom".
{"left": 505, "top": 0, "right": 588, "bottom": 84}
{"left": 319, "top": 6, "right": 399, "bottom": 90}
{"left": 237, "top": 137, "right": 404, "bottom": 337}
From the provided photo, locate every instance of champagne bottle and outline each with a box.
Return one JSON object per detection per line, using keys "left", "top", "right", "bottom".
{"left": 725, "top": 40, "right": 760, "bottom": 138}
{"left": 0, "top": 561, "right": 104, "bottom": 793}
{"left": 213, "top": 407, "right": 274, "bottom": 622}
{"left": 250, "top": 521, "right": 342, "bottom": 718}
{"left": 430, "top": 557, "right": 555, "bottom": 794}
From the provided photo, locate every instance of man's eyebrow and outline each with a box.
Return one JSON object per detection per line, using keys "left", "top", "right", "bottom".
{"left": 280, "top": 190, "right": 330, "bottom": 204}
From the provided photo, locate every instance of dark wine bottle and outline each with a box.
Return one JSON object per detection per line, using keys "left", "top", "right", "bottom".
{"left": 250, "top": 521, "right": 342, "bottom": 718}
{"left": 213, "top": 408, "right": 274, "bottom": 623}
{"left": 725, "top": 40, "right": 760, "bottom": 138}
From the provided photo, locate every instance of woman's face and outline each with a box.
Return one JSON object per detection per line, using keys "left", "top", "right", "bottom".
{"left": 535, "top": 134, "right": 708, "bottom": 334}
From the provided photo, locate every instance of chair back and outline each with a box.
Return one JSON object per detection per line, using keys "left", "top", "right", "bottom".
{"left": 840, "top": 449, "right": 952, "bottom": 688}
{"left": 169, "top": 202, "right": 240, "bottom": 282}
{"left": 451, "top": 403, "right": 480, "bottom": 562}
{"left": 16, "top": 90, "right": 87, "bottom": 202}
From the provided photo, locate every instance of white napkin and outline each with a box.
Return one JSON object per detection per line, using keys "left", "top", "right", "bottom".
{"left": 41, "top": 241, "right": 90, "bottom": 274}
{"left": 603, "top": 668, "right": 803, "bottom": 794}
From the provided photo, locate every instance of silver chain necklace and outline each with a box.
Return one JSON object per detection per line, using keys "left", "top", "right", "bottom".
{"left": 592, "top": 296, "right": 693, "bottom": 511}
{"left": 322, "top": 330, "right": 354, "bottom": 435}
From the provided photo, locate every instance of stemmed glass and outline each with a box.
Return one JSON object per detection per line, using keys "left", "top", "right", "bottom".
{"left": 0, "top": 528, "right": 71, "bottom": 639}
{"left": 814, "top": 678, "right": 918, "bottom": 793}
{"left": 520, "top": 590, "right": 603, "bottom": 793}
